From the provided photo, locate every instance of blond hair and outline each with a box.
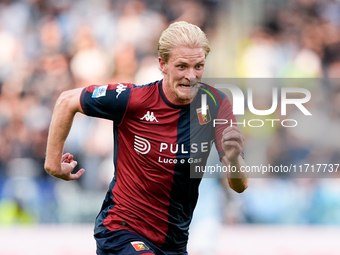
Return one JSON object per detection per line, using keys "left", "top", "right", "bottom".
{"left": 158, "top": 21, "right": 210, "bottom": 62}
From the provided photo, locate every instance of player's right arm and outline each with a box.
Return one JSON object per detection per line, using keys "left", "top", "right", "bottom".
{"left": 44, "top": 88, "right": 85, "bottom": 181}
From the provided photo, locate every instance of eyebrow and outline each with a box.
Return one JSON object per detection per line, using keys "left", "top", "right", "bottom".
{"left": 175, "top": 60, "right": 205, "bottom": 65}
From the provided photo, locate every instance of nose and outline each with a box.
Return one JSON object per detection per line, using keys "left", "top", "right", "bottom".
{"left": 184, "top": 68, "right": 196, "bottom": 80}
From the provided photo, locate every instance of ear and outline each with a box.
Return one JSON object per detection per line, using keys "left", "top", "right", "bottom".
{"left": 159, "top": 57, "right": 167, "bottom": 74}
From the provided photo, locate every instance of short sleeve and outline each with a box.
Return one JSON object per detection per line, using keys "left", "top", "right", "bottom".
{"left": 80, "top": 83, "right": 132, "bottom": 124}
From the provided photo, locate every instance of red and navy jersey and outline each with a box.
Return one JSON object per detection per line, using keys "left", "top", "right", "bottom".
{"left": 80, "top": 80, "right": 236, "bottom": 251}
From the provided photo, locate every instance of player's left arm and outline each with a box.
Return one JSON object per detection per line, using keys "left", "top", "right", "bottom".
{"left": 220, "top": 126, "right": 248, "bottom": 193}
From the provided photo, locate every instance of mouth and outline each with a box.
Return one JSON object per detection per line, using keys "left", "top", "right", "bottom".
{"left": 179, "top": 83, "right": 191, "bottom": 88}
{"left": 179, "top": 81, "right": 200, "bottom": 88}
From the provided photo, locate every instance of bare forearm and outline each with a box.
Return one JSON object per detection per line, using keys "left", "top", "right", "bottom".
{"left": 45, "top": 101, "right": 75, "bottom": 174}
{"left": 222, "top": 155, "right": 248, "bottom": 193}
{"left": 45, "top": 89, "right": 83, "bottom": 176}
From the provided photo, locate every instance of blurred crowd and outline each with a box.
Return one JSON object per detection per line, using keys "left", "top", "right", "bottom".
{"left": 0, "top": 0, "right": 340, "bottom": 231}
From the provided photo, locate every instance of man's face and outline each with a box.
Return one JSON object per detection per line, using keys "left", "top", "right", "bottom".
{"left": 160, "top": 47, "right": 206, "bottom": 105}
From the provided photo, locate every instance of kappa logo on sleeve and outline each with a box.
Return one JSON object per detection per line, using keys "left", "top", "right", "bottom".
{"left": 130, "top": 241, "right": 150, "bottom": 251}
{"left": 116, "top": 83, "right": 127, "bottom": 98}
{"left": 92, "top": 85, "right": 108, "bottom": 98}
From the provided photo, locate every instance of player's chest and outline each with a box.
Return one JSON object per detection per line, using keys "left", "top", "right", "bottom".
{"left": 122, "top": 106, "right": 215, "bottom": 157}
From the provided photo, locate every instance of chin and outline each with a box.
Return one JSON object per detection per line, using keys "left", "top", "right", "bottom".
{"left": 176, "top": 94, "right": 191, "bottom": 103}
{"left": 178, "top": 96, "right": 191, "bottom": 102}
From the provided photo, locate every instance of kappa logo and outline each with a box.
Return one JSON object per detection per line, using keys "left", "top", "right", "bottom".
{"left": 134, "top": 135, "right": 151, "bottom": 155}
{"left": 116, "top": 83, "right": 127, "bottom": 98}
{"left": 140, "top": 111, "right": 158, "bottom": 122}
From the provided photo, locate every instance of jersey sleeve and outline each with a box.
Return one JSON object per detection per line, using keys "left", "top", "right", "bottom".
{"left": 215, "top": 96, "right": 238, "bottom": 160}
{"left": 80, "top": 83, "right": 132, "bottom": 124}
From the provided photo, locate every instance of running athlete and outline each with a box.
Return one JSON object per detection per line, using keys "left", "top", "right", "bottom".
{"left": 45, "top": 21, "right": 248, "bottom": 255}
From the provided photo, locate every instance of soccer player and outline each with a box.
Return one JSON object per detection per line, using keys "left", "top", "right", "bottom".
{"left": 45, "top": 21, "right": 248, "bottom": 255}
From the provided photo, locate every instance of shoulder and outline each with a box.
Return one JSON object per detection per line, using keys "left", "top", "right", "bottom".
{"left": 82, "top": 80, "right": 160, "bottom": 99}
{"left": 131, "top": 80, "right": 160, "bottom": 95}
{"left": 198, "top": 82, "right": 228, "bottom": 106}
{"left": 129, "top": 80, "right": 161, "bottom": 100}
{"left": 133, "top": 80, "right": 160, "bottom": 89}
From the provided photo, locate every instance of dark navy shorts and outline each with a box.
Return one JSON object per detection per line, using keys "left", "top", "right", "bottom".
{"left": 95, "top": 229, "right": 188, "bottom": 255}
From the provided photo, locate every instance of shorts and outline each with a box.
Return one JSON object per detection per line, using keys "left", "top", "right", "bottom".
{"left": 95, "top": 229, "right": 188, "bottom": 255}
